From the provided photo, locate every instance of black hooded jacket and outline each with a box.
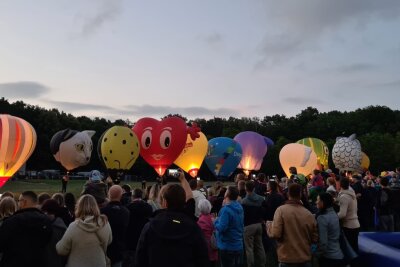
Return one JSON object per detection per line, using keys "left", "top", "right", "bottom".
{"left": 0, "top": 208, "right": 52, "bottom": 267}
{"left": 134, "top": 210, "right": 208, "bottom": 267}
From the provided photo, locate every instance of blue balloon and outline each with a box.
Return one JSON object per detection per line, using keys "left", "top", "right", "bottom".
{"left": 205, "top": 137, "right": 242, "bottom": 178}
{"left": 264, "top": 137, "right": 274, "bottom": 148}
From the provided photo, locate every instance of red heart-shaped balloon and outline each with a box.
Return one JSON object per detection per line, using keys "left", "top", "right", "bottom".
{"left": 132, "top": 117, "right": 187, "bottom": 176}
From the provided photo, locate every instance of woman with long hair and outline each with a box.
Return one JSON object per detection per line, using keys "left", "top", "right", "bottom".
{"left": 56, "top": 194, "right": 112, "bottom": 267}
{"left": 147, "top": 184, "right": 161, "bottom": 212}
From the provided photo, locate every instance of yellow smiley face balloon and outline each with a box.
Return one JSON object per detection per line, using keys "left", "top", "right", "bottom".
{"left": 98, "top": 126, "right": 140, "bottom": 171}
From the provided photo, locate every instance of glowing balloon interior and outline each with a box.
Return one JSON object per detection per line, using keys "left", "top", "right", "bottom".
{"left": 279, "top": 143, "right": 318, "bottom": 177}
{"left": 296, "top": 137, "right": 329, "bottom": 170}
{"left": 0, "top": 114, "right": 37, "bottom": 188}
{"left": 360, "top": 152, "right": 370, "bottom": 172}
{"left": 174, "top": 132, "right": 208, "bottom": 178}
{"left": 98, "top": 126, "right": 140, "bottom": 171}
{"left": 205, "top": 137, "right": 242, "bottom": 178}
{"left": 234, "top": 131, "right": 268, "bottom": 174}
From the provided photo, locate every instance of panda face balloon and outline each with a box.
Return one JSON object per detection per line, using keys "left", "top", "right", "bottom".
{"left": 50, "top": 129, "right": 95, "bottom": 171}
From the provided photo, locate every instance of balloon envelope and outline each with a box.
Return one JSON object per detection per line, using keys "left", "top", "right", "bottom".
{"left": 234, "top": 131, "right": 268, "bottom": 173}
{"left": 360, "top": 152, "right": 370, "bottom": 171}
{"left": 0, "top": 114, "right": 37, "bottom": 188}
{"left": 332, "top": 134, "right": 362, "bottom": 172}
{"left": 296, "top": 137, "right": 329, "bottom": 170}
{"left": 174, "top": 132, "right": 208, "bottom": 178}
{"left": 279, "top": 143, "right": 318, "bottom": 177}
{"left": 205, "top": 137, "right": 242, "bottom": 178}
{"left": 132, "top": 117, "right": 187, "bottom": 176}
{"left": 50, "top": 129, "right": 95, "bottom": 171}
{"left": 98, "top": 126, "right": 140, "bottom": 172}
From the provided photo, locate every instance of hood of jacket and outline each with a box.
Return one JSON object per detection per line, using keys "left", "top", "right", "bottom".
{"left": 76, "top": 215, "right": 105, "bottom": 233}
{"left": 225, "top": 200, "right": 244, "bottom": 213}
{"left": 150, "top": 211, "right": 197, "bottom": 241}
{"left": 339, "top": 189, "right": 356, "bottom": 200}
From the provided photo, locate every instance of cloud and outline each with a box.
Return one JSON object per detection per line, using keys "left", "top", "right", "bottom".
{"left": 331, "top": 63, "right": 377, "bottom": 73}
{"left": 256, "top": 0, "right": 400, "bottom": 67}
{"left": 44, "top": 100, "right": 118, "bottom": 112}
{"left": 0, "top": 81, "right": 50, "bottom": 99}
{"left": 204, "top": 33, "right": 223, "bottom": 45}
{"left": 125, "top": 104, "right": 240, "bottom": 117}
{"left": 80, "top": 0, "right": 122, "bottom": 36}
{"left": 283, "top": 97, "right": 327, "bottom": 105}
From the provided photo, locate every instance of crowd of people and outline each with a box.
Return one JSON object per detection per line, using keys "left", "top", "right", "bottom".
{"left": 0, "top": 167, "right": 399, "bottom": 267}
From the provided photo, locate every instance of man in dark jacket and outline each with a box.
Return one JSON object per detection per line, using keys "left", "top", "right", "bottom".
{"left": 0, "top": 191, "right": 52, "bottom": 267}
{"left": 134, "top": 183, "right": 208, "bottom": 267}
{"left": 376, "top": 177, "right": 394, "bottom": 231}
{"left": 100, "top": 185, "right": 130, "bottom": 267}
{"left": 242, "top": 181, "right": 266, "bottom": 267}
{"left": 125, "top": 188, "right": 152, "bottom": 267}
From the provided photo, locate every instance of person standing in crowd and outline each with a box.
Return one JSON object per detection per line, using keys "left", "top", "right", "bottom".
{"left": 310, "top": 169, "right": 325, "bottom": 190}
{"left": 52, "top": 193, "right": 73, "bottom": 226}
{"left": 38, "top": 192, "right": 51, "bottom": 209}
{"left": 264, "top": 179, "right": 285, "bottom": 221}
{"left": 241, "top": 181, "right": 266, "bottom": 267}
{"left": 57, "top": 194, "right": 112, "bottom": 267}
{"left": 101, "top": 185, "right": 130, "bottom": 267}
{"left": 135, "top": 183, "right": 208, "bottom": 267}
{"left": 267, "top": 183, "right": 318, "bottom": 267}
{"left": 211, "top": 187, "right": 227, "bottom": 215}
{"left": 41, "top": 199, "right": 67, "bottom": 267}
{"left": 316, "top": 193, "right": 344, "bottom": 267}
{"left": 337, "top": 178, "right": 360, "bottom": 254}
{"left": 0, "top": 191, "right": 52, "bottom": 267}
{"left": 197, "top": 199, "right": 218, "bottom": 267}
{"left": 214, "top": 186, "right": 244, "bottom": 267}
{"left": 189, "top": 179, "right": 206, "bottom": 218}
{"left": 125, "top": 188, "right": 153, "bottom": 267}
{"left": 121, "top": 184, "right": 132, "bottom": 206}
{"left": 0, "top": 192, "right": 14, "bottom": 201}
{"left": 0, "top": 197, "right": 17, "bottom": 224}
{"left": 238, "top": 180, "right": 247, "bottom": 200}
{"left": 254, "top": 173, "right": 267, "bottom": 197}
{"left": 64, "top": 192, "right": 76, "bottom": 223}
{"left": 82, "top": 170, "right": 108, "bottom": 207}
{"left": 197, "top": 179, "right": 208, "bottom": 198}
{"left": 376, "top": 176, "right": 394, "bottom": 231}
{"left": 61, "top": 173, "right": 69, "bottom": 193}
{"left": 147, "top": 184, "right": 161, "bottom": 212}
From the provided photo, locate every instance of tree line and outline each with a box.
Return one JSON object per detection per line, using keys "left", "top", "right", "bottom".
{"left": 0, "top": 97, "right": 399, "bottom": 179}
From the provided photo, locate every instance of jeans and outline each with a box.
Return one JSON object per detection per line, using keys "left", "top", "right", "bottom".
{"left": 220, "top": 250, "right": 244, "bottom": 267}
{"left": 319, "top": 257, "right": 345, "bottom": 267}
{"left": 244, "top": 223, "right": 266, "bottom": 267}
{"left": 279, "top": 262, "right": 312, "bottom": 267}
{"left": 379, "top": 215, "right": 394, "bottom": 232}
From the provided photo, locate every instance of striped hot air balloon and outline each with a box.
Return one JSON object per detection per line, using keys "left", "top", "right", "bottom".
{"left": 0, "top": 114, "right": 37, "bottom": 188}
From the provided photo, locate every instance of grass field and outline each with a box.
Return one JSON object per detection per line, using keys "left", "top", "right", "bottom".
{"left": 0, "top": 179, "right": 224, "bottom": 198}
{"left": 0, "top": 179, "right": 158, "bottom": 198}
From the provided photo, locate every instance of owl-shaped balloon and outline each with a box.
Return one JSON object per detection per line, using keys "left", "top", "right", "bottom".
{"left": 332, "top": 134, "right": 362, "bottom": 172}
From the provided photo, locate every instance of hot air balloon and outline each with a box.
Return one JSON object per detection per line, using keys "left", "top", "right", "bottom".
{"left": 205, "top": 137, "right": 242, "bottom": 178}
{"left": 296, "top": 137, "right": 329, "bottom": 170}
{"left": 279, "top": 143, "right": 318, "bottom": 177}
{"left": 360, "top": 152, "right": 370, "bottom": 172}
{"left": 0, "top": 114, "right": 37, "bottom": 188}
{"left": 98, "top": 126, "right": 140, "bottom": 177}
{"left": 174, "top": 132, "right": 208, "bottom": 178}
{"left": 132, "top": 117, "right": 200, "bottom": 176}
{"left": 332, "top": 134, "right": 362, "bottom": 172}
{"left": 233, "top": 131, "right": 269, "bottom": 176}
{"left": 50, "top": 129, "right": 95, "bottom": 171}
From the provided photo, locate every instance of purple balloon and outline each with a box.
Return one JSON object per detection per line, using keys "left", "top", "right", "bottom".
{"left": 233, "top": 131, "right": 269, "bottom": 172}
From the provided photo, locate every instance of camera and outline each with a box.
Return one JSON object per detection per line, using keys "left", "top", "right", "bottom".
{"left": 167, "top": 169, "right": 180, "bottom": 178}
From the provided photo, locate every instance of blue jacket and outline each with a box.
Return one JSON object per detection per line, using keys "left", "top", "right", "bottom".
{"left": 214, "top": 201, "right": 244, "bottom": 251}
{"left": 316, "top": 207, "right": 344, "bottom": 260}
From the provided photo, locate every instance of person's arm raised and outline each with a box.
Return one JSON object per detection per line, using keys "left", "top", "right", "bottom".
{"left": 177, "top": 170, "right": 193, "bottom": 201}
